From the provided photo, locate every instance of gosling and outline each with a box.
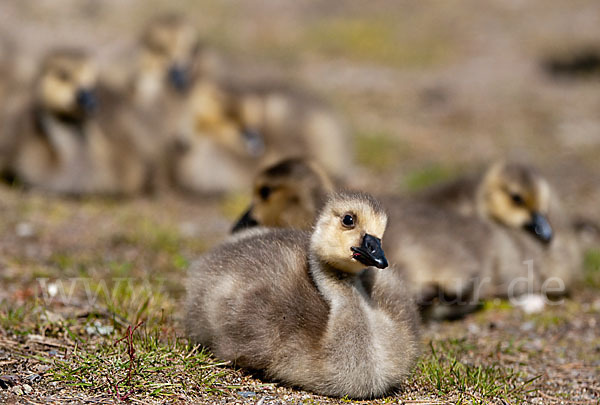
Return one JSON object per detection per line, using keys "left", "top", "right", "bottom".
{"left": 422, "top": 162, "right": 582, "bottom": 296}
{"left": 232, "top": 157, "right": 334, "bottom": 231}
{"left": 2, "top": 49, "right": 150, "bottom": 196}
{"left": 225, "top": 81, "right": 351, "bottom": 178}
{"left": 132, "top": 14, "right": 220, "bottom": 106}
{"left": 171, "top": 78, "right": 350, "bottom": 194}
{"left": 169, "top": 80, "right": 263, "bottom": 194}
{"left": 185, "top": 191, "right": 420, "bottom": 398}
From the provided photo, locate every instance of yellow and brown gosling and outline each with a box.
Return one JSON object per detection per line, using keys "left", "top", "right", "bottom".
{"left": 186, "top": 191, "right": 420, "bottom": 398}
{"left": 132, "top": 14, "right": 220, "bottom": 106}
{"left": 170, "top": 78, "right": 351, "bottom": 194}
{"left": 232, "top": 157, "right": 335, "bottom": 231}
{"left": 420, "top": 161, "right": 583, "bottom": 297}
{"left": 2, "top": 49, "right": 152, "bottom": 196}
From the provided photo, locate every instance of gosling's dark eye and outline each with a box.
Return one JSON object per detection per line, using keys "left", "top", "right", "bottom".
{"left": 510, "top": 193, "right": 525, "bottom": 206}
{"left": 341, "top": 214, "right": 355, "bottom": 228}
{"left": 259, "top": 186, "right": 271, "bottom": 201}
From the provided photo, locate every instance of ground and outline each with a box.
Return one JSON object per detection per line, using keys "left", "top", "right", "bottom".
{"left": 1, "top": 0, "right": 600, "bottom": 404}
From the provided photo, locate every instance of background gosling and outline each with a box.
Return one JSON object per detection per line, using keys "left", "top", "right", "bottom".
{"left": 1, "top": 49, "right": 150, "bottom": 196}
{"left": 475, "top": 162, "right": 582, "bottom": 297}
{"left": 185, "top": 191, "right": 420, "bottom": 399}
{"left": 131, "top": 14, "right": 220, "bottom": 107}
{"left": 423, "top": 162, "right": 582, "bottom": 296}
{"left": 223, "top": 81, "right": 352, "bottom": 178}
{"left": 232, "top": 157, "right": 334, "bottom": 231}
{"left": 170, "top": 77, "right": 350, "bottom": 194}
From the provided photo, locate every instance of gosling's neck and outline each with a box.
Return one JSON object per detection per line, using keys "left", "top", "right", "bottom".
{"left": 308, "top": 252, "right": 367, "bottom": 305}
{"left": 132, "top": 70, "right": 165, "bottom": 106}
{"left": 475, "top": 180, "right": 492, "bottom": 223}
{"left": 34, "top": 104, "right": 88, "bottom": 139}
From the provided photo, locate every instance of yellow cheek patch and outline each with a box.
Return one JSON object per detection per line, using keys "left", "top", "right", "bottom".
{"left": 75, "top": 64, "right": 98, "bottom": 89}
{"left": 534, "top": 180, "right": 551, "bottom": 213}
{"left": 40, "top": 77, "right": 75, "bottom": 111}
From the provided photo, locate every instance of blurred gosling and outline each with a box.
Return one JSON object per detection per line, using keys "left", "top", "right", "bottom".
{"left": 132, "top": 14, "right": 220, "bottom": 107}
{"left": 2, "top": 49, "right": 151, "bottom": 196}
{"left": 171, "top": 78, "right": 350, "bottom": 194}
{"left": 422, "top": 162, "right": 582, "bottom": 297}
{"left": 232, "top": 157, "right": 334, "bottom": 231}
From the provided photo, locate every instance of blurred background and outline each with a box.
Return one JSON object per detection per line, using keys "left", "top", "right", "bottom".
{"left": 1, "top": 0, "right": 599, "bottom": 217}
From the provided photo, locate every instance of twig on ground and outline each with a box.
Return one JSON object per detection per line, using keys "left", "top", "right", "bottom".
{"left": 106, "top": 320, "right": 144, "bottom": 402}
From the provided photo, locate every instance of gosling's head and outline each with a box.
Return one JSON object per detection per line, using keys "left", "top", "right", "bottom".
{"left": 232, "top": 158, "right": 334, "bottom": 232}
{"left": 187, "top": 81, "right": 265, "bottom": 157}
{"left": 140, "top": 14, "right": 199, "bottom": 93}
{"left": 477, "top": 162, "right": 553, "bottom": 244}
{"left": 311, "top": 191, "right": 388, "bottom": 274}
{"left": 36, "top": 50, "right": 98, "bottom": 119}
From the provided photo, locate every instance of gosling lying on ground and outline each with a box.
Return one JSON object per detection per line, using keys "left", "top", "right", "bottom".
{"left": 171, "top": 77, "right": 350, "bottom": 194}
{"left": 125, "top": 14, "right": 223, "bottom": 191}
{"left": 232, "top": 157, "right": 334, "bottom": 232}
{"left": 1, "top": 49, "right": 151, "bottom": 196}
{"left": 421, "top": 161, "right": 582, "bottom": 297}
{"left": 131, "top": 13, "right": 220, "bottom": 107}
{"left": 186, "top": 191, "right": 420, "bottom": 398}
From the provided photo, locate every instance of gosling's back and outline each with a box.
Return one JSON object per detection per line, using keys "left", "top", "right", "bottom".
{"left": 185, "top": 226, "right": 419, "bottom": 398}
{"left": 186, "top": 229, "right": 326, "bottom": 368}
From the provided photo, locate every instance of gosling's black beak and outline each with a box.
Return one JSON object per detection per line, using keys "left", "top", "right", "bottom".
{"left": 167, "top": 65, "right": 189, "bottom": 92}
{"left": 75, "top": 88, "right": 97, "bottom": 114}
{"left": 231, "top": 207, "right": 259, "bottom": 233}
{"left": 351, "top": 234, "right": 388, "bottom": 269}
{"left": 241, "top": 128, "right": 265, "bottom": 158}
{"left": 525, "top": 212, "right": 553, "bottom": 244}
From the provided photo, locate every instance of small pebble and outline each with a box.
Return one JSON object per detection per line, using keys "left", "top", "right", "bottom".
{"left": 41, "top": 310, "right": 63, "bottom": 323}
{"left": 22, "top": 384, "right": 32, "bottom": 394}
{"left": 85, "top": 320, "right": 114, "bottom": 336}
{"left": 513, "top": 294, "right": 545, "bottom": 314}
{"left": 523, "top": 338, "right": 543, "bottom": 352}
{"left": 25, "top": 374, "right": 41, "bottom": 384}
{"left": 179, "top": 222, "right": 199, "bottom": 237}
{"left": 15, "top": 222, "right": 35, "bottom": 238}
{"left": 11, "top": 386, "right": 23, "bottom": 396}
{"left": 238, "top": 391, "right": 256, "bottom": 398}
{"left": 47, "top": 283, "right": 58, "bottom": 298}
{"left": 33, "top": 364, "right": 50, "bottom": 373}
